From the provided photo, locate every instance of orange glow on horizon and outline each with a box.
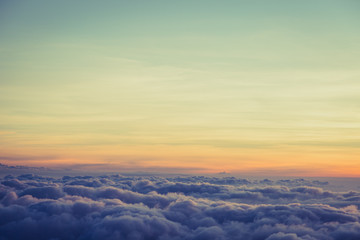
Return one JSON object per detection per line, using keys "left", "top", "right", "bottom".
{"left": 1, "top": 143, "right": 359, "bottom": 177}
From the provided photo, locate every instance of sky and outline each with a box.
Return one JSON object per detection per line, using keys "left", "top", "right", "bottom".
{"left": 0, "top": 0, "right": 360, "bottom": 176}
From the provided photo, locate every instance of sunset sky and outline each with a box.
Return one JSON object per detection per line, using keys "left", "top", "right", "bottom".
{"left": 1, "top": 1, "right": 359, "bottom": 176}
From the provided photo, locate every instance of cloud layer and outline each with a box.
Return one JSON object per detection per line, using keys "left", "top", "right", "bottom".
{"left": 1, "top": 174, "right": 359, "bottom": 240}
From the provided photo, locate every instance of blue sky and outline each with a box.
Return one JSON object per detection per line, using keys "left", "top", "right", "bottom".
{"left": 0, "top": 1, "right": 360, "bottom": 176}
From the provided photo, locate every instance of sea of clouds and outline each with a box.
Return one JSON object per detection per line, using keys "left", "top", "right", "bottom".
{"left": 1, "top": 173, "right": 360, "bottom": 240}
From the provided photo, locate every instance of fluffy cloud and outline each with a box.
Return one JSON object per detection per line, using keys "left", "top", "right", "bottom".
{"left": 0, "top": 174, "right": 359, "bottom": 240}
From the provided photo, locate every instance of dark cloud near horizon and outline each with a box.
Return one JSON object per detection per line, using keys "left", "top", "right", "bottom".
{"left": 0, "top": 174, "right": 359, "bottom": 240}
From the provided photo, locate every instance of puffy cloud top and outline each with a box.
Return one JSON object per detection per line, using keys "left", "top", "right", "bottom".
{"left": 0, "top": 174, "right": 359, "bottom": 240}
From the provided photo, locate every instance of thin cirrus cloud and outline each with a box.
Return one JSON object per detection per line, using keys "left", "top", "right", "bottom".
{"left": 1, "top": 2, "right": 360, "bottom": 175}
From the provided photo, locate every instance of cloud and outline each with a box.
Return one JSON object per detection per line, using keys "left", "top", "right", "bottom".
{"left": 19, "top": 186, "right": 64, "bottom": 200}
{"left": 0, "top": 174, "right": 359, "bottom": 239}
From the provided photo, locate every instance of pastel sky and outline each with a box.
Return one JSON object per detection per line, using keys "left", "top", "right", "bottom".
{"left": 1, "top": 1, "right": 359, "bottom": 176}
